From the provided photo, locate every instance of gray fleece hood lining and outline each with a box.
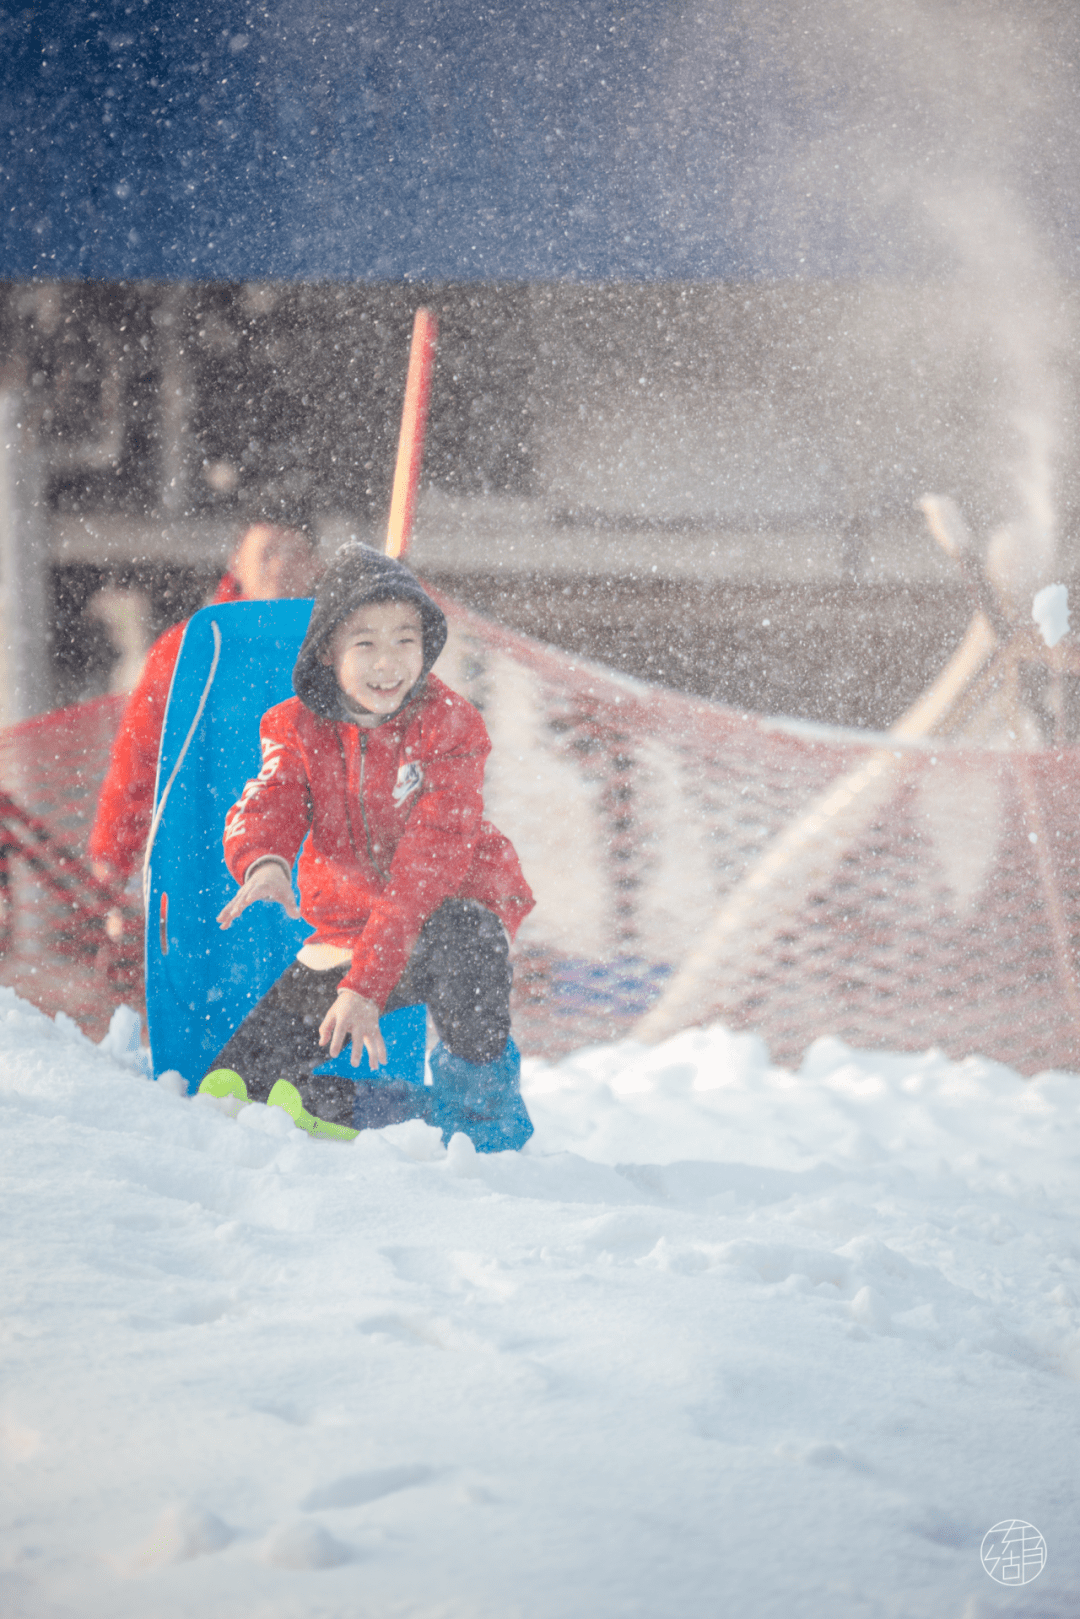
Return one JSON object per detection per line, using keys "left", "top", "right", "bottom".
{"left": 292, "top": 543, "right": 448, "bottom": 722}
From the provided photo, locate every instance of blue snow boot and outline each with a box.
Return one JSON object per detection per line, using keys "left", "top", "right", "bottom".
{"left": 427, "top": 1039, "right": 533, "bottom": 1153}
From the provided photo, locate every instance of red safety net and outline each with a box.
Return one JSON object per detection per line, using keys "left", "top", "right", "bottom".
{"left": 0, "top": 695, "right": 142, "bottom": 1039}
{"left": 2, "top": 600, "right": 1079, "bottom": 1072}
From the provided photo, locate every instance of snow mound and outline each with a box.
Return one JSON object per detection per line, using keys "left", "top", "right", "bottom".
{"left": 1032, "top": 581, "right": 1070, "bottom": 647}
{"left": 261, "top": 1521, "right": 353, "bottom": 1570}
{"left": 121, "top": 1504, "right": 235, "bottom": 1572}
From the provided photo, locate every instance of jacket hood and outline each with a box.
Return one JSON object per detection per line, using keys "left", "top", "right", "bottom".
{"left": 293, "top": 543, "right": 447, "bottom": 721}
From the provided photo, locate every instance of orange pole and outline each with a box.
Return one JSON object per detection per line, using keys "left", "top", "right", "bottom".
{"left": 385, "top": 307, "right": 438, "bottom": 559}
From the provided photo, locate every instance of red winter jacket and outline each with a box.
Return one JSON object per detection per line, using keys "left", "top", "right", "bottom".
{"left": 89, "top": 576, "right": 243, "bottom": 879}
{"left": 222, "top": 674, "right": 535, "bottom": 1008}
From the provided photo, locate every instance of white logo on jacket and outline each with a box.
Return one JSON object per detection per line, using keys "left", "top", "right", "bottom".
{"left": 393, "top": 761, "right": 423, "bottom": 807}
{"left": 224, "top": 738, "right": 285, "bottom": 842}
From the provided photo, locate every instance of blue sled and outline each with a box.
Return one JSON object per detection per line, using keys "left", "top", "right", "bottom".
{"left": 144, "top": 600, "right": 426, "bottom": 1095}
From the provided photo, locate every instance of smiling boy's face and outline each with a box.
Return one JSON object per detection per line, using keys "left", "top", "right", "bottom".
{"left": 318, "top": 599, "right": 424, "bottom": 719}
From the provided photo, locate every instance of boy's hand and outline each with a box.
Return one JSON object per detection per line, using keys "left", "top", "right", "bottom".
{"left": 216, "top": 860, "right": 301, "bottom": 930}
{"left": 91, "top": 859, "right": 129, "bottom": 942}
{"left": 319, "top": 989, "right": 387, "bottom": 1069}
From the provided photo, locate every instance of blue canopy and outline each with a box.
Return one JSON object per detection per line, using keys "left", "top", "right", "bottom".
{"left": 2, "top": 0, "right": 1076, "bottom": 282}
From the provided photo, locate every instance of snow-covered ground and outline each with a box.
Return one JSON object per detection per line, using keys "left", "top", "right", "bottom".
{"left": 2, "top": 987, "right": 1078, "bottom": 1619}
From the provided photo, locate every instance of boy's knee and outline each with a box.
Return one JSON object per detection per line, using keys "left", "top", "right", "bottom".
{"left": 421, "top": 901, "right": 509, "bottom": 989}
{"left": 430, "top": 898, "right": 505, "bottom": 951}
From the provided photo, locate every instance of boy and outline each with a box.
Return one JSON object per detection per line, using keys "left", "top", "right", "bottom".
{"left": 205, "top": 542, "right": 535, "bottom": 1151}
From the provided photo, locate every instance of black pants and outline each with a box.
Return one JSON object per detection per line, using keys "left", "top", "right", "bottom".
{"left": 209, "top": 899, "right": 511, "bottom": 1125}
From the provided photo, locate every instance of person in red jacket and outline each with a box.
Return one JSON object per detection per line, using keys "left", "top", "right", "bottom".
{"left": 207, "top": 542, "right": 536, "bottom": 1151}
{"left": 88, "top": 516, "right": 320, "bottom": 883}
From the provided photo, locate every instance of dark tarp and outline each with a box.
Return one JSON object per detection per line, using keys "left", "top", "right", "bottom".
{"left": 2, "top": 0, "right": 1078, "bottom": 283}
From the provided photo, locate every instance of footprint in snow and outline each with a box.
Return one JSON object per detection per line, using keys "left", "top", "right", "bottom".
{"left": 358, "top": 1310, "right": 490, "bottom": 1353}
{"left": 301, "top": 1464, "right": 436, "bottom": 1511}
{"left": 383, "top": 1244, "right": 517, "bottom": 1296}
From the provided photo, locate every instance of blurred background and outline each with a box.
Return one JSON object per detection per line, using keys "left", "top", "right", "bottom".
{"left": 3, "top": 0, "right": 1080, "bottom": 730}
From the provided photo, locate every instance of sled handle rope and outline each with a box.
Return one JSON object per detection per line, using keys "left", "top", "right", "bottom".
{"left": 142, "top": 619, "right": 222, "bottom": 911}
